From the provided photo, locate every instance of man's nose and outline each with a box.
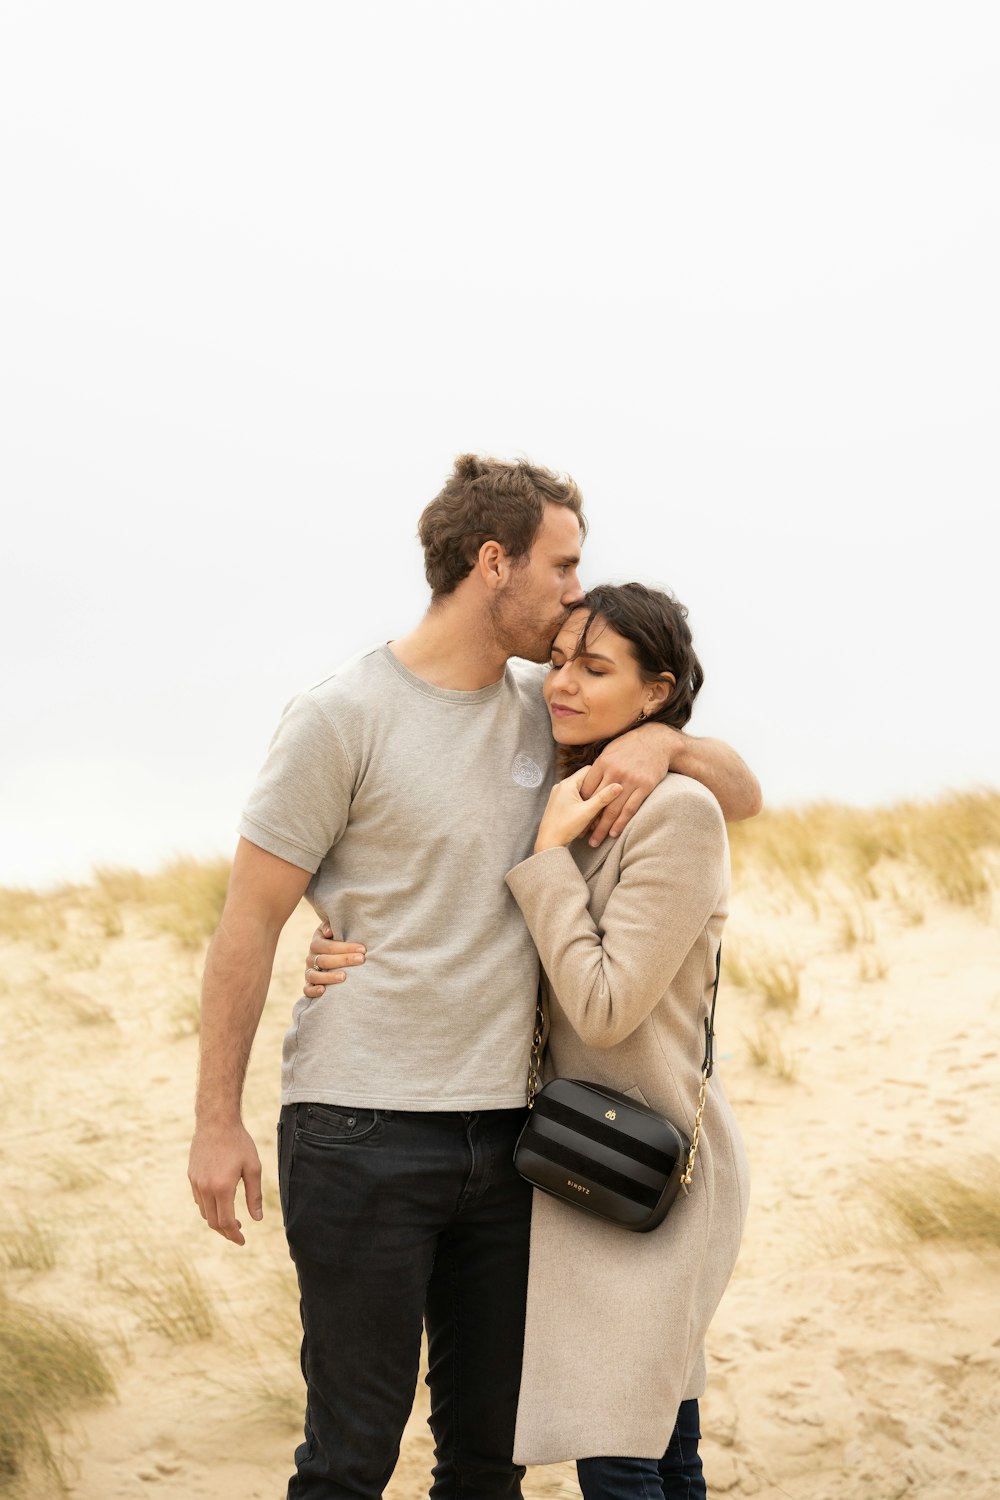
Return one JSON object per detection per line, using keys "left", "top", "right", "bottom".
{"left": 562, "top": 571, "right": 585, "bottom": 605}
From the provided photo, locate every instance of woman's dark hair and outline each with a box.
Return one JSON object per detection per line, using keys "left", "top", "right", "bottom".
{"left": 558, "top": 581, "right": 704, "bottom": 774}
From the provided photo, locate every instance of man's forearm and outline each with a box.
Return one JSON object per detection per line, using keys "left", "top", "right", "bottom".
{"left": 195, "top": 915, "right": 282, "bottom": 1125}
{"left": 189, "top": 839, "right": 312, "bottom": 1243}
{"left": 670, "top": 732, "right": 762, "bottom": 822}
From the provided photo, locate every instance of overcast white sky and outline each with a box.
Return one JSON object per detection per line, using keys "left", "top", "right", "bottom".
{"left": 1, "top": 1, "right": 997, "bottom": 887}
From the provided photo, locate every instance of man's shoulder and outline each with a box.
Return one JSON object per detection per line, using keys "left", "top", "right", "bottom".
{"left": 260, "top": 646, "right": 390, "bottom": 761}
{"left": 302, "top": 644, "right": 391, "bottom": 710}
{"left": 507, "top": 657, "right": 548, "bottom": 695}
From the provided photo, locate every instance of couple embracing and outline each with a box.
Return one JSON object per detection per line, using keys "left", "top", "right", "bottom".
{"left": 188, "top": 454, "right": 757, "bottom": 1500}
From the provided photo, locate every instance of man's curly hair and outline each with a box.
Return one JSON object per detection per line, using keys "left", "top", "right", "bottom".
{"left": 418, "top": 454, "right": 587, "bottom": 599}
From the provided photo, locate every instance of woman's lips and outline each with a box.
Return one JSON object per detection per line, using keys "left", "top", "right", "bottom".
{"left": 550, "top": 703, "right": 583, "bottom": 717}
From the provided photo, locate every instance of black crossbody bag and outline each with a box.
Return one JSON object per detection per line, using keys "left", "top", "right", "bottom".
{"left": 513, "top": 946, "right": 721, "bottom": 1233}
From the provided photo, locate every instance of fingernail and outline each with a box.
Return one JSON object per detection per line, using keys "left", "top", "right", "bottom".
{"left": 252, "top": 1207, "right": 263, "bottom": 1220}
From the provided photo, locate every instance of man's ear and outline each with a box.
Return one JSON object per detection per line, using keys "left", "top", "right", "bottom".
{"left": 478, "top": 539, "right": 506, "bottom": 591}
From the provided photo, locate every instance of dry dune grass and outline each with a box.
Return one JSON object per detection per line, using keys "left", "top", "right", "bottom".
{"left": 92, "top": 858, "right": 232, "bottom": 949}
{"left": 744, "top": 1021, "right": 799, "bottom": 1082}
{"left": 878, "top": 1160, "right": 1000, "bottom": 1251}
{"left": 0, "top": 1290, "right": 115, "bottom": 1493}
{"left": 728, "top": 787, "right": 1000, "bottom": 909}
{"left": 0, "top": 856, "right": 231, "bottom": 955}
{"left": 1, "top": 789, "right": 999, "bottom": 1499}
{"left": 113, "top": 1254, "right": 219, "bottom": 1344}
{"left": 724, "top": 944, "right": 802, "bottom": 1012}
{"left": 0, "top": 1218, "right": 58, "bottom": 1275}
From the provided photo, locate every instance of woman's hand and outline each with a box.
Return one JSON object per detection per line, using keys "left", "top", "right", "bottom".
{"left": 533, "top": 769, "right": 623, "bottom": 854}
{"left": 303, "top": 924, "right": 367, "bottom": 998}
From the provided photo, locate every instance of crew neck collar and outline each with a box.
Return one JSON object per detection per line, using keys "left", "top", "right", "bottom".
{"left": 378, "top": 644, "right": 509, "bottom": 703}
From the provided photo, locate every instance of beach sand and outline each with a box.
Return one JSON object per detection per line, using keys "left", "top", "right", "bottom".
{"left": 1, "top": 821, "right": 998, "bottom": 1499}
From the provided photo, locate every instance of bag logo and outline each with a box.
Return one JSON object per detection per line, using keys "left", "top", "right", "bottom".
{"left": 605, "top": 1109, "right": 617, "bottom": 1120}
{"left": 567, "top": 1179, "right": 590, "bottom": 1194}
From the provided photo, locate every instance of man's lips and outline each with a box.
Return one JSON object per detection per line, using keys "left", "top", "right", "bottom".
{"left": 550, "top": 703, "right": 583, "bottom": 718}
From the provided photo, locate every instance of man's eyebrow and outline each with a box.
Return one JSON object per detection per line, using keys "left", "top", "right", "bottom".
{"left": 556, "top": 553, "right": 581, "bottom": 566}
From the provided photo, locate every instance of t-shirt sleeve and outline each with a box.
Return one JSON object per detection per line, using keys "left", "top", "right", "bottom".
{"left": 238, "top": 693, "right": 354, "bottom": 873}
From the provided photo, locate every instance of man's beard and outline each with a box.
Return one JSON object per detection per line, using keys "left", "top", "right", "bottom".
{"left": 489, "top": 588, "right": 569, "bottom": 663}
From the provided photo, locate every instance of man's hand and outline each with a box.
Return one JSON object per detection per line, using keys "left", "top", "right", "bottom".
{"left": 581, "top": 725, "right": 682, "bottom": 846}
{"left": 188, "top": 1120, "right": 263, "bottom": 1247}
{"left": 581, "top": 724, "right": 762, "bottom": 844}
{"left": 533, "top": 770, "right": 623, "bottom": 853}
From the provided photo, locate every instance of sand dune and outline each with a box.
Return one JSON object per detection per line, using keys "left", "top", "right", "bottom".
{"left": 2, "top": 799, "right": 999, "bottom": 1499}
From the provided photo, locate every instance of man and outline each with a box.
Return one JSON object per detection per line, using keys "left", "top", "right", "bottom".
{"left": 188, "top": 454, "right": 760, "bottom": 1500}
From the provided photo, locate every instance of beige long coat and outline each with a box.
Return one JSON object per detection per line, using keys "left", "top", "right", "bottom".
{"left": 504, "top": 773, "right": 750, "bottom": 1464}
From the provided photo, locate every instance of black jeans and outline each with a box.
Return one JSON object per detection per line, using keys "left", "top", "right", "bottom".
{"left": 576, "top": 1400, "right": 705, "bottom": 1500}
{"left": 277, "top": 1102, "right": 532, "bottom": 1500}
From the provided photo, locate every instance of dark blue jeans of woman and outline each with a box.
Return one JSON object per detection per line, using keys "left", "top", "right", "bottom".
{"left": 576, "top": 1399, "right": 705, "bottom": 1500}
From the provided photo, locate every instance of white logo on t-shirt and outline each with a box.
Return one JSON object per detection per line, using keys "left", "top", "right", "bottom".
{"left": 511, "top": 753, "right": 544, "bottom": 788}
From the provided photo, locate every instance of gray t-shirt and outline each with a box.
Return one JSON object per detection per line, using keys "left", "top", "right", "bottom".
{"left": 239, "top": 645, "right": 555, "bottom": 1109}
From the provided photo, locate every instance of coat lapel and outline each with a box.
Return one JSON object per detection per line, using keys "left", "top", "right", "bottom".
{"left": 571, "top": 835, "right": 616, "bottom": 885}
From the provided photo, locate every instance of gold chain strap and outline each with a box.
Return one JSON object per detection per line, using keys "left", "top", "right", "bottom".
{"left": 526, "top": 996, "right": 544, "bottom": 1109}
{"left": 679, "top": 1064, "right": 710, "bottom": 1188}
{"left": 681, "top": 943, "right": 721, "bottom": 1189}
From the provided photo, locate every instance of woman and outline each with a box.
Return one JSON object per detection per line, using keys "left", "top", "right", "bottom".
{"left": 304, "top": 582, "right": 749, "bottom": 1498}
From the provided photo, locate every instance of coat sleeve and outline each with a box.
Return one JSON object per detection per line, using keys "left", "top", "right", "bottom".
{"left": 505, "top": 781, "right": 726, "bottom": 1049}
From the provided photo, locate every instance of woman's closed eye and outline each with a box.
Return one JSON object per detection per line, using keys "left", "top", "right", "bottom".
{"left": 549, "top": 654, "right": 606, "bottom": 678}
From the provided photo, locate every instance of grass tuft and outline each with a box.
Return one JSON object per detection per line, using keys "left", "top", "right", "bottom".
{"left": 744, "top": 1024, "right": 798, "bottom": 1082}
{"left": 833, "top": 899, "right": 875, "bottom": 952}
{"left": 0, "top": 1218, "right": 58, "bottom": 1275}
{"left": 0, "top": 885, "right": 79, "bottom": 948}
{"left": 0, "top": 1288, "right": 115, "bottom": 1487}
{"left": 878, "top": 1161, "right": 1000, "bottom": 1249}
{"left": 94, "top": 858, "right": 231, "bottom": 950}
{"left": 44, "top": 1159, "right": 109, "bottom": 1194}
{"left": 116, "top": 1256, "right": 218, "bottom": 1343}
{"left": 725, "top": 945, "right": 801, "bottom": 1013}
{"left": 169, "top": 989, "right": 202, "bottom": 1039}
{"left": 857, "top": 948, "right": 888, "bottom": 983}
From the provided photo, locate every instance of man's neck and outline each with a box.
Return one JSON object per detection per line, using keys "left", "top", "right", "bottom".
{"left": 388, "top": 599, "right": 509, "bottom": 691}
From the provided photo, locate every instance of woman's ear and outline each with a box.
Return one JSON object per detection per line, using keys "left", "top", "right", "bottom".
{"left": 646, "top": 672, "right": 676, "bottom": 711}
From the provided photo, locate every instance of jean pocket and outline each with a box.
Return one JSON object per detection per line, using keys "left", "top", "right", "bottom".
{"left": 276, "top": 1118, "right": 292, "bottom": 1223}
{"left": 294, "top": 1103, "right": 380, "bottom": 1146}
